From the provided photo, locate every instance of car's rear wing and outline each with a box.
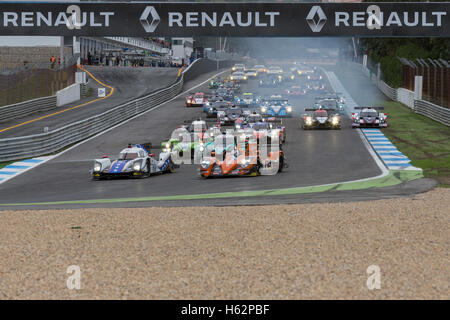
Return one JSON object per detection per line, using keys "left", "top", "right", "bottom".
{"left": 354, "top": 106, "right": 385, "bottom": 110}
{"left": 304, "top": 108, "right": 337, "bottom": 112}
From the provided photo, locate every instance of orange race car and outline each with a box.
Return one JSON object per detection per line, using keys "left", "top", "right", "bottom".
{"left": 199, "top": 139, "right": 287, "bottom": 178}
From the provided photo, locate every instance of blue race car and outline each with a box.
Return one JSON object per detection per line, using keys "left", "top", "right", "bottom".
{"left": 260, "top": 96, "right": 293, "bottom": 117}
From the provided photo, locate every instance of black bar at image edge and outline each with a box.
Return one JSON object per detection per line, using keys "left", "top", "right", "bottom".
{"left": 0, "top": 300, "right": 445, "bottom": 318}
{"left": 0, "top": 2, "right": 448, "bottom": 37}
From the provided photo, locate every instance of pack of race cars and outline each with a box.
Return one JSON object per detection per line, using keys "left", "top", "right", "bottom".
{"left": 91, "top": 62, "right": 388, "bottom": 180}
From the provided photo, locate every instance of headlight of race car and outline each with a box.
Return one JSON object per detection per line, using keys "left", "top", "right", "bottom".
{"left": 235, "top": 124, "right": 241, "bottom": 129}
{"left": 240, "top": 133, "right": 246, "bottom": 140}
{"left": 290, "top": 75, "right": 295, "bottom": 80}
{"left": 93, "top": 162, "right": 102, "bottom": 172}
{"left": 244, "top": 76, "right": 247, "bottom": 80}
{"left": 286, "top": 106, "right": 292, "bottom": 113}
{"left": 133, "top": 162, "right": 141, "bottom": 171}
{"left": 240, "top": 158, "right": 250, "bottom": 166}
{"left": 269, "top": 123, "right": 273, "bottom": 129}
{"left": 199, "top": 144, "right": 205, "bottom": 152}
{"left": 278, "top": 75, "right": 282, "bottom": 80}
{"left": 319, "top": 76, "right": 323, "bottom": 80}
{"left": 332, "top": 116, "right": 339, "bottom": 125}
{"left": 306, "top": 117, "right": 313, "bottom": 125}
{"left": 230, "top": 76, "right": 234, "bottom": 80}
{"left": 261, "top": 107, "right": 267, "bottom": 113}
{"left": 200, "top": 160, "right": 211, "bottom": 169}
{"left": 307, "top": 76, "right": 311, "bottom": 79}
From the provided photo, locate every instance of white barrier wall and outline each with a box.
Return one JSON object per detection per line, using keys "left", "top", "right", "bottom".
{"left": 397, "top": 88, "right": 415, "bottom": 109}
{"left": 56, "top": 83, "right": 81, "bottom": 107}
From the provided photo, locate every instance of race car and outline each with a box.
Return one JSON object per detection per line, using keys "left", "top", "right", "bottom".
{"left": 307, "top": 80, "right": 327, "bottom": 93}
{"left": 232, "top": 63, "right": 245, "bottom": 72}
{"left": 234, "top": 92, "right": 261, "bottom": 108}
{"left": 295, "top": 63, "right": 316, "bottom": 76}
{"left": 229, "top": 71, "right": 248, "bottom": 82}
{"left": 186, "top": 92, "right": 209, "bottom": 107}
{"left": 302, "top": 108, "right": 341, "bottom": 130}
{"left": 352, "top": 107, "right": 388, "bottom": 128}
{"left": 213, "top": 87, "right": 234, "bottom": 101}
{"left": 305, "top": 73, "right": 324, "bottom": 81}
{"left": 314, "top": 96, "right": 346, "bottom": 114}
{"left": 217, "top": 106, "right": 249, "bottom": 127}
{"left": 245, "top": 68, "right": 259, "bottom": 79}
{"left": 285, "top": 85, "right": 308, "bottom": 97}
{"left": 260, "top": 96, "right": 293, "bottom": 117}
{"left": 161, "top": 119, "right": 219, "bottom": 161}
{"left": 199, "top": 141, "right": 287, "bottom": 178}
{"left": 209, "top": 78, "right": 223, "bottom": 89}
{"left": 240, "top": 117, "right": 286, "bottom": 144}
{"left": 266, "top": 66, "right": 283, "bottom": 75}
{"left": 204, "top": 100, "right": 233, "bottom": 118}
{"left": 91, "top": 143, "right": 176, "bottom": 180}
{"left": 259, "top": 75, "right": 281, "bottom": 87}
{"left": 254, "top": 65, "right": 267, "bottom": 74}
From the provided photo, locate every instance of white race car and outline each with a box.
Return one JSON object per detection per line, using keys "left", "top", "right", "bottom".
{"left": 91, "top": 143, "right": 176, "bottom": 180}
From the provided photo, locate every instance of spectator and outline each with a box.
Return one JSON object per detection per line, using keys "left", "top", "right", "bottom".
{"left": 50, "top": 55, "right": 56, "bottom": 69}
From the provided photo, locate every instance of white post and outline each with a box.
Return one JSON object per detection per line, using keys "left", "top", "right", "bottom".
{"left": 363, "top": 54, "right": 368, "bottom": 67}
{"left": 414, "top": 76, "right": 423, "bottom": 100}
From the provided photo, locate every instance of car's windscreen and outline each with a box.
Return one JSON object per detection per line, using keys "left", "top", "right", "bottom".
{"left": 269, "top": 100, "right": 284, "bottom": 105}
{"left": 226, "top": 108, "right": 242, "bottom": 116}
{"left": 247, "top": 115, "right": 263, "bottom": 122}
{"left": 360, "top": 111, "right": 378, "bottom": 117}
{"left": 119, "top": 152, "right": 138, "bottom": 160}
{"left": 252, "top": 123, "right": 269, "bottom": 130}
{"left": 242, "top": 93, "right": 253, "bottom": 98}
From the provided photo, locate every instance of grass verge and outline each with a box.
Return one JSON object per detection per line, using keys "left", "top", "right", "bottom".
{"left": 0, "top": 161, "right": 14, "bottom": 170}
{"left": 381, "top": 101, "right": 450, "bottom": 187}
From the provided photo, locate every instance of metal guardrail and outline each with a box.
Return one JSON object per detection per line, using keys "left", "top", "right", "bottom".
{"left": 414, "top": 100, "right": 450, "bottom": 126}
{"left": 359, "top": 62, "right": 449, "bottom": 126}
{"left": 0, "top": 58, "right": 233, "bottom": 162}
{"left": 0, "top": 96, "right": 57, "bottom": 123}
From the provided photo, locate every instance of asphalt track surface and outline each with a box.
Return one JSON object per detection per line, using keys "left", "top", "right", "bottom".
{"left": 0, "top": 64, "right": 435, "bottom": 209}
{"left": 0, "top": 66, "right": 178, "bottom": 138}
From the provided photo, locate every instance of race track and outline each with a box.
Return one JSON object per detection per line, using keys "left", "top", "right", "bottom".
{"left": 0, "top": 66, "right": 179, "bottom": 138}
{"left": 0, "top": 64, "right": 434, "bottom": 209}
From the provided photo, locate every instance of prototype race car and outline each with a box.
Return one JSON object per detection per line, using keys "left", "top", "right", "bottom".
{"left": 161, "top": 119, "right": 220, "bottom": 161}
{"left": 230, "top": 71, "right": 248, "bottom": 82}
{"left": 266, "top": 66, "right": 283, "bottom": 75}
{"left": 218, "top": 106, "right": 249, "bottom": 127}
{"left": 259, "top": 75, "right": 281, "bottom": 87}
{"left": 232, "top": 63, "right": 245, "bottom": 72}
{"left": 314, "top": 97, "right": 346, "bottom": 114}
{"left": 91, "top": 143, "right": 176, "bottom": 179}
{"left": 199, "top": 142, "right": 287, "bottom": 178}
{"left": 302, "top": 108, "right": 341, "bottom": 130}
{"left": 209, "top": 78, "right": 223, "bottom": 89}
{"left": 204, "top": 100, "right": 233, "bottom": 118}
{"left": 254, "top": 65, "right": 267, "bottom": 74}
{"left": 307, "top": 80, "right": 327, "bottom": 93}
{"left": 245, "top": 68, "right": 259, "bottom": 79}
{"left": 285, "top": 85, "right": 308, "bottom": 97}
{"left": 352, "top": 107, "right": 388, "bottom": 128}
{"left": 260, "top": 96, "right": 293, "bottom": 117}
{"left": 306, "top": 73, "right": 323, "bottom": 81}
{"left": 213, "top": 87, "right": 234, "bottom": 101}
{"left": 186, "top": 92, "right": 209, "bottom": 107}
{"left": 234, "top": 92, "right": 261, "bottom": 108}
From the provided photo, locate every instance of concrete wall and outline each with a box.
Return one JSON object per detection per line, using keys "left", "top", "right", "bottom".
{"left": 0, "top": 46, "right": 72, "bottom": 68}
{"left": 57, "top": 83, "right": 80, "bottom": 107}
